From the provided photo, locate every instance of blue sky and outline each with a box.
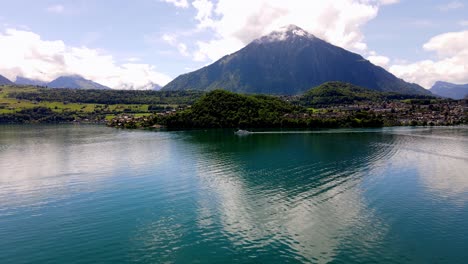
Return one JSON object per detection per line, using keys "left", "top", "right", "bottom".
{"left": 0, "top": 0, "right": 467, "bottom": 89}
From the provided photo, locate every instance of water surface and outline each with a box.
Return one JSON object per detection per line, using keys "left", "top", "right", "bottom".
{"left": 0, "top": 125, "right": 467, "bottom": 263}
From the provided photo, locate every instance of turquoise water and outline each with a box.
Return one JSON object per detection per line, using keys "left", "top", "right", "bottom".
{"left": 0, "top": 125, "right": 467, "bottom": 263}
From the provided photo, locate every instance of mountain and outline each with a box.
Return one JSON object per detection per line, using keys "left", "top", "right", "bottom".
{"left": 0, "top": 74, "right": 13, "bottom": 85}
{"left": 430, "top": 81, "right": 468, "bottom": 99}
{"left": 163, "top": 25, "right": 430, "bottom": 96}
{"left": 48, "top": 75, "right": 111, "bottom": 90}
{"left": 15, "top": 76, "right": 48, "bottom": 86}
{"left": 151, "top": 83, "right": 162, "bottom": 90}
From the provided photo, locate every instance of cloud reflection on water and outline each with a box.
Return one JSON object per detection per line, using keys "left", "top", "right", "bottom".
{"left": 0, "top": 125, "right": 172, "bottom": 209}
{"left": 387, "top": 128, "right": 468, "bottom": 204}
{"left": 190, "top": 131, "right": 394, "bottom": 262}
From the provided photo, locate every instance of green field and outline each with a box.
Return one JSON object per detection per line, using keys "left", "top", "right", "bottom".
{"left": 0, "top": 85, "right": 197, "bottom": 123}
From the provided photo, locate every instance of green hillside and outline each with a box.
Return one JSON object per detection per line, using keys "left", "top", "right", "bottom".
{"left": 163, "top": 90, "right": 299, "bottom": 129}
{"left": 0, "top": 85, "right": 203, "bottom": 123}
{"left": 299, "top": 82, "right": 435, "bottom": 107}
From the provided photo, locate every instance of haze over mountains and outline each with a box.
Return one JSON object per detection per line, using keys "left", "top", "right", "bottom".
{"left": 163, "top": 25, "right": 430, "bottom": 96}
{"left": 47, "top": 75, "right": 111, "bottom": 90}
{"left": 430, "top": 81, "right": 468, "bottom": 99}
{"left": 0, "top": 74, "right": 164, "bottom": 91}
{"left": 15, "top": 77, "right": 48, "bottom": 86}
{"left": 0, "top": 74, "right": 111, "bottom": 90}
{"left": 0, "top": 74, "right": 13, "bottom": 85}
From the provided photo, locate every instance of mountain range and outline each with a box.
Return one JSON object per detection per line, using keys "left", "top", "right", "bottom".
{"left": 0, "top": 74, "right": 13, "bottom": 85}
{"left": 430, "top": 81, "right": 468, "bottom": 99}
{"left": 47, "top": 75, "right": 111, "bottom": 90}
{"left": 15, "top": 76, "right": 48, "bottom": 86}
{"left": 2, "top": 74, "right": 112, "bottom": 90}
{"left": 10, "top": 75, "right": 161, "bottom": 90}
{"left": 163, "top": 25, "right": 430, "bottom": 96}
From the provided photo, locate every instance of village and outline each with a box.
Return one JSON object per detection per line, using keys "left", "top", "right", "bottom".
{"left": 109, "top": 98, "right": 467, "bottom": 129}
{"left": 306, "top": 99, "right": 467, "bottom": 126}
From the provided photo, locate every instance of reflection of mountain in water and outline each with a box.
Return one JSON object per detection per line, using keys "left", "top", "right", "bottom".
{"left": 185, "top": 130, "right": 397, "bottom": 191}
{"left": 183, "top": 130, "right": 397, "bottom": 262}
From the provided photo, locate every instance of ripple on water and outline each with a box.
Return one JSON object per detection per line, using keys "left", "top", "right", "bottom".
{"left": 1, "top": 126, "right": 468, "bottom": 263}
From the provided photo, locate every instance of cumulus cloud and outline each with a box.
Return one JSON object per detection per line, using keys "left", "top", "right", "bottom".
{"left": 0, "top": 28, "right": 171, "bottom": 89}
{"left": 192, "top": 0, "right": 215, "bottom": 28}
{"left": 379, "top": 0, "right": 400, "bottom": 4}
{"left": 390, "top": 30, "right": 468, "bottom": 88}
{"left": 367, "top": 55, "right": 390, "bottom": 68}
{"left": 185, "top": 0, "right": 398, "bottom": 63}
{"left": 162, "top": 33, "right": 190, "bottom": 56}
{"left": 177, "top": 43, "right": 189, "bottom": 56}
{"left": 161, "top": 0, "right": 189, "bottom": 8}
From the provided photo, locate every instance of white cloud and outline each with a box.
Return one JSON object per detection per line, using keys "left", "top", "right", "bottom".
{"left": 0, "top": 29, "right": 171, "bottom": 89}
{"left": 390, "top": 30, "right": 468, "bottom": 88}
{"left": 437, "top": 1, "right": 464, "bottom": 11}
{"left": 162, "top": 33, "right": 176, "bottom": 44}
{"left": 46, "top": 4, "right": 65, "bottom": 14}
{"left": 162, "top": 33, "right": 190, "bottom": 56}
{"left": 187, "top": 0, "right": 399, "bottom": 63}
{"left": 177, "top": 43, "right": 189, "bottom": 56}
{"left": 192, "top": 0, "right": 215, "bottom": 28}
{"left": 379, "top": 0, "right": 399, "bottom": 5}
{"left": 367, "top": 55, "right": 390, "bottom": 68}
{"left": 161, "top": 0, "right": 189, "bottom": 8}
{"left": 423, "top": 30, "right": 468, "bottom": 57}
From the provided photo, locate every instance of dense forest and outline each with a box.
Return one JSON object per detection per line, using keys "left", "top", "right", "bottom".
{"left": 162, "top": 90, "right": 301, "bottom": 128}
{"left": 0, "top": 107, "right": 76, "bottom": 123}
{"left": 298, "top": 82, "right": 436, "bottom": 107}
{"left": 7, "top": 87, "right": 204, "bottom": 105}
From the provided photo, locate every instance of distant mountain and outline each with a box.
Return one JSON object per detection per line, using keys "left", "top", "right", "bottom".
{"left": 163, "top": 25, "right": 430, "bottom": 96}
{"left": 48, "top": 75, "right": 111, "bottom": 90}
{"left": 0, "top": 74, "right": 13, "bottom": 85}
{"left": 15, "top": 76, "right": 48, "bottom": 86}
{"left": 430, "top": 81, "right": 468, "bottom": 99}
{"left": 151, "top": 83, "right": 162, "bottom": 90}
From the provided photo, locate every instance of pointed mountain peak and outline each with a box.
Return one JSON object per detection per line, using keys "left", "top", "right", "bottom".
{"left": 164, "top": 23, "right": 430, "bottom": 96}
{"left": 255, "top": 24, "right": 316, "bottom": 44}
{"left": 0, "top": 74, "right": 13, "bottom": 85}
{"left": 60, "top": 74, "right": 86, "bottom": 80}
{"left": 279, "top": 24, "right": 307, "bottom": 34}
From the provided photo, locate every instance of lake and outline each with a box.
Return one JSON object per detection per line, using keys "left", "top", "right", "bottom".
{"left": 0, "top": 125, "right": 467, "bottom": 263}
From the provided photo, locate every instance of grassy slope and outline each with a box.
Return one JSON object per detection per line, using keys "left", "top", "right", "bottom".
{"left": 0, "top": 85, "right": 190, "bottom": 121}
